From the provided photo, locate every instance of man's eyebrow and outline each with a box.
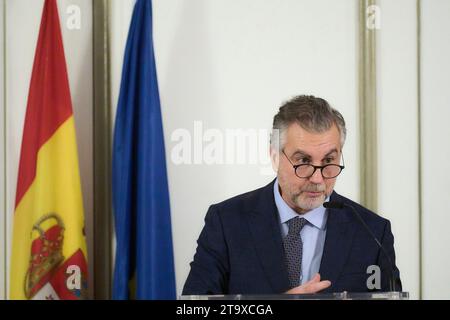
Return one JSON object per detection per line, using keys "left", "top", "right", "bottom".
{"left": 291, "top": 149, "right": 338, "bottom": 158}
{"left": 323, "top": 149, "right": 339, "bottom": 158}
{"left": 291, "top": 150, "right": 312, "bottom": 158}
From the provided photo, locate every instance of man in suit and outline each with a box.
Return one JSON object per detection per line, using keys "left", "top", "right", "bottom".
{"left": 183, "top": 95, "right": 401, "bottom": 295}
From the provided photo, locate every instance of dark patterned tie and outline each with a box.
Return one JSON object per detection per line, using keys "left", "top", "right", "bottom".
{"left": 283, "top": 217, "right": 308, "bottom": 288}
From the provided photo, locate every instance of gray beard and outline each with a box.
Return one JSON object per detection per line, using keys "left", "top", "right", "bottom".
{"left": 291, "top": 192, "right": 327, "bottom": 213}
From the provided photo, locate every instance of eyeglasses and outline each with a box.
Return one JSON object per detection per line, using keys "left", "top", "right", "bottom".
{"left": 282, "top": 150, "right": 345, "bottom": 179}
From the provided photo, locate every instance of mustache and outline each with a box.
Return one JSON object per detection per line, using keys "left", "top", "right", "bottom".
{"left": 301, "top": 184, "right": 326, "bottom": 192}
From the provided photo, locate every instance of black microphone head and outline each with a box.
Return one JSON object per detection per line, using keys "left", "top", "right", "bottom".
{"left": 323, "top": 201, "right": 345, "bottom": 209}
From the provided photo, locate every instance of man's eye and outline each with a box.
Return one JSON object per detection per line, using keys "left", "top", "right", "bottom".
{"left": 299, "top": 157, "right": 310, "bottom": 164}
{"left": 324, "top": 158, "right": 334, "bottom": 164}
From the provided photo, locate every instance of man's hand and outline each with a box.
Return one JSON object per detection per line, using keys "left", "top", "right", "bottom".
{"left": 285, "top": 273, "right": 331, "bottom": 294}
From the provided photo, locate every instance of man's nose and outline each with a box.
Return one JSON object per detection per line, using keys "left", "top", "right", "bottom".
{"left": 309, "top": 167, "right": 324, "bottom": 184}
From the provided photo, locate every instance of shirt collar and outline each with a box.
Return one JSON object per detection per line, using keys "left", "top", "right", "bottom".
{"left": 273, "top": 178, "right": 328, "bottom": 230}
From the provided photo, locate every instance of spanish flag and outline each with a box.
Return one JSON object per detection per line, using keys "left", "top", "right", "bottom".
{"left": 10, "top": 0, "right": 88, "bottom": 300}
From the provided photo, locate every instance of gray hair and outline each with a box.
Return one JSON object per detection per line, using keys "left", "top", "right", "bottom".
{"left": 271, "top": 95, "right": 347, "bottom": 150}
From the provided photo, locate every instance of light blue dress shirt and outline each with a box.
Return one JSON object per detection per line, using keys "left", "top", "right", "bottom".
{"left": 273, "top": 179, "right": 328, "bottom": 285}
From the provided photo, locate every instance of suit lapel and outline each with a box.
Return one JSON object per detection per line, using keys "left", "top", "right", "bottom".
{"left": 319, "top": 192, "right": 357, "bottom": 291}
{"left": 245, "top": 180, "right": 290, "bottom": 293}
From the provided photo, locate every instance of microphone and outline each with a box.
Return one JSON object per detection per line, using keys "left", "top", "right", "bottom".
{"left": 323, "top": 201, "right": 397, "bottom": 292}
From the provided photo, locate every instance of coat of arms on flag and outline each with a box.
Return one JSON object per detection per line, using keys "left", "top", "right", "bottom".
{"left": 24, "top": 214, "right": 88, "bottom": 299}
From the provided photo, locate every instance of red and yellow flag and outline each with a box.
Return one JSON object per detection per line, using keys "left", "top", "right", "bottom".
{"left": 10, "top": 0, "right": 88, "bottom": 300}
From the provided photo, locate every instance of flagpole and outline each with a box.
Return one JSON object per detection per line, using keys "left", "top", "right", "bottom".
{"left": 93, "top": 0, "right": 113, "bottom": 300}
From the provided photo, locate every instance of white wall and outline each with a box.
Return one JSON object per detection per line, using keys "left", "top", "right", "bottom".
{"left": 420, "top": 0, "right": 450, "bottom": 300}
{"left": 4, "top": 0, "right": 93, "bottom": 298}
{"left": 378, "top": 0, "right": 450, "bottom": 300}
{"left": 111, "top": 0, "right": 359, "bottom": 296}
{"left": 377, "top": 0, "right": 420, "bottom": 300}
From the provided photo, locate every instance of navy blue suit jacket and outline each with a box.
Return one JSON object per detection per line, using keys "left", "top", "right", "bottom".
{"left": 183, "top": 180, "right": 402, "bottom": 295}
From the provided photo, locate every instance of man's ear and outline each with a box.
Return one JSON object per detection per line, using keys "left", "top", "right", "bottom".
{"left": 270, "top": 129, "right": 282, "bottom": 173}
{"left": 270, "top": 147, "right": 280, "bottom": 173}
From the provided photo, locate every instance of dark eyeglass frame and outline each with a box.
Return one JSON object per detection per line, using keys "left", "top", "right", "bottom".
{"left": 281, "top": 149, "right": 345, "bottom": 179}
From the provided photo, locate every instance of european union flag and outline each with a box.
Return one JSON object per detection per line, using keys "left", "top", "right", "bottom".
{"left": 112, "top": 0, "right": 176, "bottom": 300}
